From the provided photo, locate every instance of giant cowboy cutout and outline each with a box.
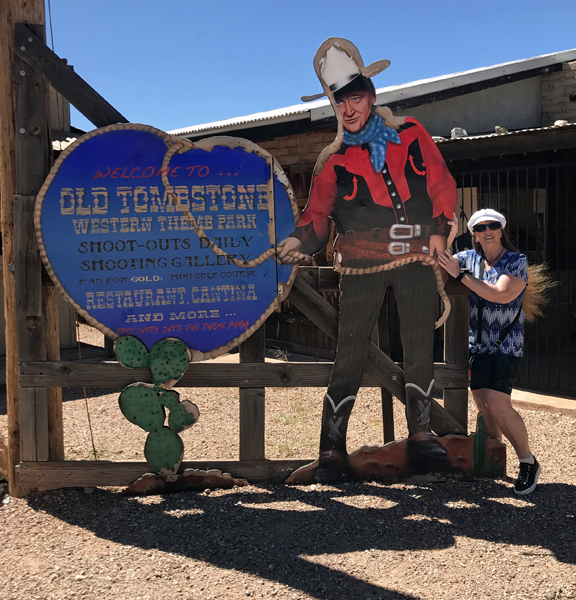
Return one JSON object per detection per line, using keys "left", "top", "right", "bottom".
{"left": 278, "top": 38, "right": 457, "bottom": 482}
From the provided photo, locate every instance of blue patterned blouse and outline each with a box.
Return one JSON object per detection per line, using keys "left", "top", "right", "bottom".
{"left": 456, "top": 249, "right": 528, "bottom": 357}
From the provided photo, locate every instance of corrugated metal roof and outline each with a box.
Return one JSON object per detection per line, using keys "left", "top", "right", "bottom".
{"left": 434, "top": 120, "right": 576, "bottom": 144}
{"left": 169, "top": 99, "right": 327, "bottom": 137}
{"left": 169, "top": 48, "right": 576, "bottom": 137}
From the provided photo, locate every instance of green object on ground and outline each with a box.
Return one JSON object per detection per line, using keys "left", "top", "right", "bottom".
{"left": 473, "top": 413, "right": 487, "bottom": 475}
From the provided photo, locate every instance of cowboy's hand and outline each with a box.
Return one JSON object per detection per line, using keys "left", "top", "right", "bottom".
{"left": 437, "top": 249, "right": 461, "bottom": 279}
{"left": 277, "top": 237, "right": 303, "bottom": 264}
{"left": 428, "top": 234, "right": 446, "bottom": 258}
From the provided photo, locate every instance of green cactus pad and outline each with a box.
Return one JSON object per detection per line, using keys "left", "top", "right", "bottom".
{"left": 114, "top": 336, "right": 149, "bottom": 369}
{"left": 144, "top": 428, "right": 184, "bottom": 473}
{"left": 161, "top": 390, "right": 200, "bottom": 433}
{"left": 473, "top": 413, "right": 487, "bottom": 476}
{"left": 148, "top": 338, "right": 191, "bottom": 387}
{"left": 118, "top": 383, "right": 165, "bottom": 432}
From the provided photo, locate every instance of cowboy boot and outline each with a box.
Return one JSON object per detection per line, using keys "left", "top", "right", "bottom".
{"left": 316, "top": 393, "right": 356, "bottom": 483}
{"left": 405, "top": 381, "right": 447, "bottom": 472}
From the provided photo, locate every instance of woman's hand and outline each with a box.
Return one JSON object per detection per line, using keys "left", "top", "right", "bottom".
{"left": 437, "top": 249, "right": 461, "bottom": 278}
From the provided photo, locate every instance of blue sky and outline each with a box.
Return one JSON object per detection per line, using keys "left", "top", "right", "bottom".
{"left": 47, "top": 0, "right": 576, "bottom": 133}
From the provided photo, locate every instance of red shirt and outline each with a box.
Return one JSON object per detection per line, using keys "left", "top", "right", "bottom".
{"left": 292, "top": 117, "right": 456, "bottom": 261}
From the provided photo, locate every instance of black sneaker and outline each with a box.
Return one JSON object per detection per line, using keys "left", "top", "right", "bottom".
{"left": 514, "top": 457, "right": 541, "bottom": 495}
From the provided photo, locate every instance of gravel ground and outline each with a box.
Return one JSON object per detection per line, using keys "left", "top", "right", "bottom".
{"left": 1, "top": 325, "right": 575, "bottom": 600}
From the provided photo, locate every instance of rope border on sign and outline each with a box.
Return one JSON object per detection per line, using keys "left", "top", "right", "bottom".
{"left": 34, "top": 124, "right": 300, "bottom": 361}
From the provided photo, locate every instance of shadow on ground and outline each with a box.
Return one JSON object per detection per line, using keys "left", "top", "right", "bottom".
{"left": 27, "top": 480, "right": 576, "bottom": 600}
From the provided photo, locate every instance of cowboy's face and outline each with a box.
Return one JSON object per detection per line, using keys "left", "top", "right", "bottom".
{"left": 336, "top": 90, "right": 376, "bottom": 133}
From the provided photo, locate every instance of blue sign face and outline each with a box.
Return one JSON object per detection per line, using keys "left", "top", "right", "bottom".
{"left": 36, "top": 125, "right": 297, "bottom": 358}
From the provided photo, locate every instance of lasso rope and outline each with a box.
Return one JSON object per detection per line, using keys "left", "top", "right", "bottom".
{"left": 161, "top": 138, "right": 300, "bottom": 269}
{"left": 161, "top": 137, "right": 454, "bottom": 329}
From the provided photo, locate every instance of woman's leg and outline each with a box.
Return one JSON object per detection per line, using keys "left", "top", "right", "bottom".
{"left": 472, "top": 389, "right": 503, "bottom": 441}
{"left": 473, "top": 388, "right": 530, "bottom": 459}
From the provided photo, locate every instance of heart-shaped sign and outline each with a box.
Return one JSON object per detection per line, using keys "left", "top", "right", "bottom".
{"left": 35, "top": 124, "right": 298, "bottom": 359}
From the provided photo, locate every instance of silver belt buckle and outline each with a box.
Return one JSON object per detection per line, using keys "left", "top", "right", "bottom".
{"left": 389, "top": 224, "right": 421, "bottom": 239}
{"left": 389, "top": 242, "right": 410, "bottom": 256}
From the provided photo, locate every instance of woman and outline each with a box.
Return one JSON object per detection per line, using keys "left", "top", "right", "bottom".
{"left": 438, "top": 208, "right": 540, "bottom": 495}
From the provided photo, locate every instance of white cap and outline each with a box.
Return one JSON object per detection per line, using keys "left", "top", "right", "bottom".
{"left": 320, "top": 45, "right": 361, "bottom": 93}
{"left": 468, "top": 208, "right": 507, "bottom": 233}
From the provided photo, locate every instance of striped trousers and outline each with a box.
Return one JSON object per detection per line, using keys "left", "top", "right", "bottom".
{"left": 320, "top": 260, "right": 439, "bottom": 454}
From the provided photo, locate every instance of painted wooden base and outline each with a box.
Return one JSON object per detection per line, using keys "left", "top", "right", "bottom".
{"left": 125, "top": 468, "right": 248, "bottom": 495}
{"left": 285, "top": 433, "right": 506, "bottom": 485}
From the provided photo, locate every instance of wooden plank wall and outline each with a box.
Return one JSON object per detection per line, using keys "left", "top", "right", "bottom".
{"left": 0, "top": 1, "right": 51, "bottom": 496}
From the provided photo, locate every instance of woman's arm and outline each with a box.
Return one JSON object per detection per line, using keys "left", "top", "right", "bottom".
{"left": 438, "top": 249, "right": 526, "bottom": 304}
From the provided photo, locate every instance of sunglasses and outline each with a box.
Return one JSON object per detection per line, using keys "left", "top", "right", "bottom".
{"left": 473, "top": 222, "right": 502, "bottom": 233}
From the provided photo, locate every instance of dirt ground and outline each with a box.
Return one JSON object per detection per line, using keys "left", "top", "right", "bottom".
{"left": 1, "top": 324, "right": 575, "bottom": 600}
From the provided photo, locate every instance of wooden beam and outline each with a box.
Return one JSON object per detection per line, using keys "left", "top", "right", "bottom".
{"left": 239, "top": 325, "right": 266, "bottom": 460}
{"left": 44, "top": 284, "right": 64, "bottom": 460}
{"left": 0, "top": 1, "right": 48, "bottom": 497}
{"left": 13, "top": 84, "right": 50, "bottom": 465}
{"left": 288, "top": 275, "right": 466, "bottom": 436}
{"left": 13, "top": 22, "right": 128, "bottom": 128}
{"left": 19, "top": 359, "right": 468, "bottom": 389}
{"left": 16, "top": 459, "right": 312, "bottom": 491}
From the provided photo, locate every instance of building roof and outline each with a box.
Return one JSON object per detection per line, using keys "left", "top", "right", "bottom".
{"left": 435, "top": 120, "right": 576, "bottom": 144}
{"left": 169, "top": 48, "right": 576, "bottom": 139}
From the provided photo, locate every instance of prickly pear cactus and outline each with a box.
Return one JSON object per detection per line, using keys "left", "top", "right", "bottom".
{"left": 473, "top": 413, "right": 487, "bottom": 476}
{"left": 161, "top": 390, "right": 199, "bottom": 433}
{"left": 119, "top": 383, "right": 165, "bottom": 431}
{"left": 149, "top": 338, "right": 191, "bottom": 388}
{"left": 114, "top": 336, "right": 149, "bottom": 369}
{"left": 114, "top": 335, "right": 199, "bottom": 477}
{"left": 144, "top": 428, "right": 185, "bottom": 474}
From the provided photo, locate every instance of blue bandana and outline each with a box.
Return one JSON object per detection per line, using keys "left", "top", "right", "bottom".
{"left": 343, "top": 112, "right": 401, "bottom": 173}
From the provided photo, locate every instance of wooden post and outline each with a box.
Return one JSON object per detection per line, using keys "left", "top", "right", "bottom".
{"left": 443, "top": 291, "right": 470, "bottom": 433}
{"left": 44, "top": 79, "right": 69, "bottom": 463}
{"left": 378, "top": 293, "right": 395, "bottom": 443}
{"left": 14, "top": 196, "right": 49, "bottom": 462}
{"left": 239, "top": 325, "right": 266, "bottom": 460}
{"left": 0, "top": 0, "right": 50, "bottom": 496}
{"left": 44, "top": 283, "right": 64, "bottom": 460}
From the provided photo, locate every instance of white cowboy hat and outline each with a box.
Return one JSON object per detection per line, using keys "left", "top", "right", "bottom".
{"left": 301, "top": 38, "right": 390, "bottom": 102}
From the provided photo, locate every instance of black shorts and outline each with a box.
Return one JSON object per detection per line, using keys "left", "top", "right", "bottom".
{"left": 469, "top": 352, "right": 521, "bottom": 395}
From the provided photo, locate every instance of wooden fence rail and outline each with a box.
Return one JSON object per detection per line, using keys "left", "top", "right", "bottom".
{"left": 19, "top": 360, "right": 468, "bottom": 390}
